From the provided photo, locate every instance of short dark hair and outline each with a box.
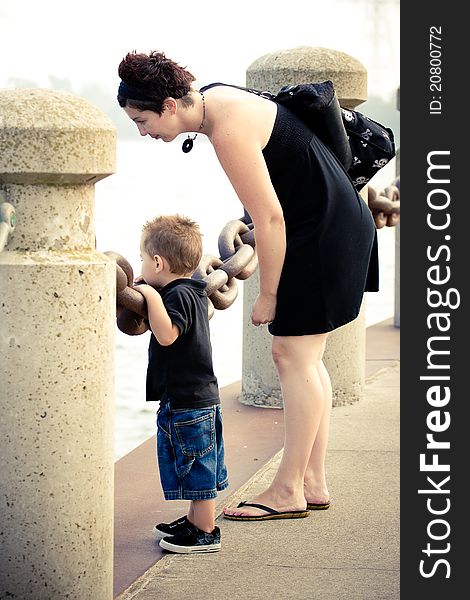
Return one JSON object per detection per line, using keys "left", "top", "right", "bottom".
{"left": 118, "top": 51, "right": 196, "bottom": 114}
{"left": 142, "top": 214, "right": 202, "bottom": 275}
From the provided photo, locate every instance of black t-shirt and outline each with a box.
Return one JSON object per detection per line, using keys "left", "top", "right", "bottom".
{"left": 145, "top": 278, "right": 220, "bottom": 409}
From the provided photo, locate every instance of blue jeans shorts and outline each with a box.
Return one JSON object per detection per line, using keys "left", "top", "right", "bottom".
{"left": 156, "top": 402, "right": 229, "bottom": 501}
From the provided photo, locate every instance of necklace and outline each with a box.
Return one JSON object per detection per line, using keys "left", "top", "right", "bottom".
{"left": 182, "top": 91, "right": 206, "bottom": 153}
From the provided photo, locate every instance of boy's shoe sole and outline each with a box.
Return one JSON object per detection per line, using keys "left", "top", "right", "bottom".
{"left": 159, "top": 537, "right": 221, "bottom": 553}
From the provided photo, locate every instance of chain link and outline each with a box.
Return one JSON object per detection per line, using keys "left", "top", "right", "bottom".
{"left": 367, "top": 176, "right": 400, "bottom": 229}
{"left": 0, "top": 201, "right": 17, "bottom": 253}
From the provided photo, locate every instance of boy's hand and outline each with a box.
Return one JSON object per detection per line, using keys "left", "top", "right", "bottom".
{"left": 132, "top": 283, "right": 156, "bottom": 296}
{"left": 131, "top": 283, "right": 178, "bottom": 346}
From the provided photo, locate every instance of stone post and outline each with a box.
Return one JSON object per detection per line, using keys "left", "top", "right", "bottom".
{"left": 0, "top": 89, "right": 116, "bottom": 599}
{"left": 242, "top": 46, "right": 368, "bottom": 407}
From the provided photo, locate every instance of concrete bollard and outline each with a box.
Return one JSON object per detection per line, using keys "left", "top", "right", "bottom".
{"left": 0, "top": 89, "right": 116, "bottom": 599}
{"left": 242, "top": 46, "right": 368, "bottom": 407}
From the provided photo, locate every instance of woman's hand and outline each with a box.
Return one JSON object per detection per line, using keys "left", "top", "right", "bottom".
{"left": 251, "top": 292, "right": 277, "bottom": 326}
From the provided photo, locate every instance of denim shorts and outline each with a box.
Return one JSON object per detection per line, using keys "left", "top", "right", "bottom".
{"left": 156, "top": 402, "right": 229, "bottom": 501}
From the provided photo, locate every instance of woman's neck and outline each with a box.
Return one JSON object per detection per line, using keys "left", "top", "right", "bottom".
{"left": 186, "top": 90, "right": 211, "bottom": 136}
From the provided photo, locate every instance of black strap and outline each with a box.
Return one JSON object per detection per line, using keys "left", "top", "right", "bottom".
{"left": 199, "top": 82, "right": 274, "bottom": 100}
{"left": 236, "top": 501, "right": 279, "bottom": 515}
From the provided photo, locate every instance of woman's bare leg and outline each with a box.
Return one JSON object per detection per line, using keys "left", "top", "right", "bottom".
{"left": 224, "top": 333, "right": 328, "bottom": 517}
{"left": 303, "top": 358, "right": 332, "bottom": 504}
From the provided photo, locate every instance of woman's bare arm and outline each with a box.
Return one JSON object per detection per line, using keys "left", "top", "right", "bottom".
{"left": 212, "top": 120, "right": 286, "bottom": 324}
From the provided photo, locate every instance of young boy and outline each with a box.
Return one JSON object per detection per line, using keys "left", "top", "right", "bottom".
{"left": 135, "top": 214, "right": 228, "bottom": 554}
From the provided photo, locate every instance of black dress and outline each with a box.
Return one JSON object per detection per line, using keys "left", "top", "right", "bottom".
{"left": 262, "top": 103, "right": 378, "bottom": 336}
{"left": 200, "top": 83, "right": 379, "bottom": 336}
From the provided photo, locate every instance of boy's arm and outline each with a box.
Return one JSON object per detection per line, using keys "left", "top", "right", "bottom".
{"left": 134, "top": 284, "right": 179, "bottom": 346}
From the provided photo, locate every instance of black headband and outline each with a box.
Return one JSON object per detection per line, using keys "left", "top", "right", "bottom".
{"left": 118, "top": 80, "right": 152, "bottom": 101}
{"left": 118, "top": 80, "right": 191, "bottom": 102}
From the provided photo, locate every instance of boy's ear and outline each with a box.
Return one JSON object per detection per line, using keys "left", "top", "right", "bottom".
{"left": 153, "top": 254, "right": 163, "bottom": 271}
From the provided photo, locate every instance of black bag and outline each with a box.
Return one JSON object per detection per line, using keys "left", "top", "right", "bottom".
{"left": 272, "top": 81, "right": 396, "bottom": 190}
{"left": 339, "top": 106, "right": 396, "bottom": 189}
{"left": 273, "top": 81, "right": 353, "bottom": 170}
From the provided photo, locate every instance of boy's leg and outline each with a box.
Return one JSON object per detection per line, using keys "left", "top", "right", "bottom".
{"left": 159, "top": 498, "right": 220, "bottom": 553}
{"left": 189, "top": 499, "right": 216, "bottom": 533}
{"left": 188, "top": 501, "right": 194, "bottom": 523}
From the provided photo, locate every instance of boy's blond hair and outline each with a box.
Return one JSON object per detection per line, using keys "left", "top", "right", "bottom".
{"left": 142, "top": 214, "right": 202, "bottom": 275}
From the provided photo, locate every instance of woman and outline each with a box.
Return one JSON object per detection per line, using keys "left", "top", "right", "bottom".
{"left": 117, "top": 51, "right": 378, "bottom": 520}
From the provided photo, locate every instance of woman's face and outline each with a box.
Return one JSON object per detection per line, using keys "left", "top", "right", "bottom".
{"left": 124, "top": 106, "right": 176, "bottom": 142}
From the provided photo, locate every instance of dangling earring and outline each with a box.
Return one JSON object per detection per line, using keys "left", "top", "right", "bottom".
{"left": 182, "top": 90, "right": 206, "bottom": 153}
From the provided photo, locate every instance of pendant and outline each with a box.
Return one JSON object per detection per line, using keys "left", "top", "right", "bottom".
{"left": 182, "top": 135, "right": 196, "bottom": 153}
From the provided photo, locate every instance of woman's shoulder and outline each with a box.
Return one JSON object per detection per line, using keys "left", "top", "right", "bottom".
{"left": 205, "top": 85, "right": 276, "bottom": 146}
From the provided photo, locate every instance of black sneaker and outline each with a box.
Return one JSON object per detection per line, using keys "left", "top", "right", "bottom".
{"left": 159, "top": 523, "right": 221, "bottom": 554}
{"left": 152, "top": 515, "right": 189, "bottom": 541}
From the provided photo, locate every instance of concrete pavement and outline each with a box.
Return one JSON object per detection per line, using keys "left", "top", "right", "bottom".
{"left": 116, "top": 346, "right": 400, "bottom": 599}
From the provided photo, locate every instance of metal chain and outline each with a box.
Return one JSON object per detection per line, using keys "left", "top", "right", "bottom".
{"left": 106, "top": 216, "right": 257, "bottom": 336}
{"left": 0, "top": 201, "right": 17, "bottom": 253}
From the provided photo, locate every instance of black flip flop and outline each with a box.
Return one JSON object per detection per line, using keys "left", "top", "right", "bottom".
{"left": 223, "top": 501, "right": 309, "bottom": 521}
